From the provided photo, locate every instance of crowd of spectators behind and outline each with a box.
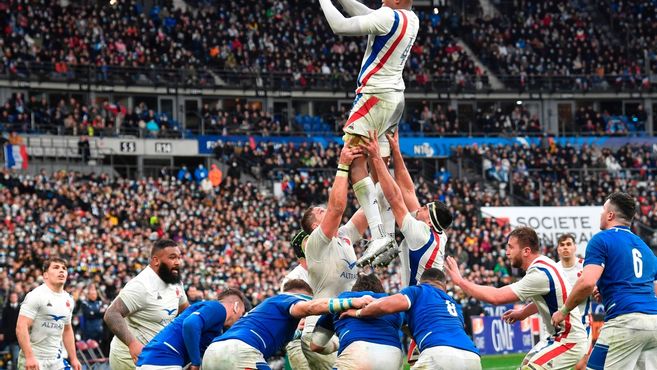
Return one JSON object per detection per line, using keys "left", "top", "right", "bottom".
{"left": 0, "top": 0, "right": 485, "bottom": 89}
{"left": 4, "top": 90, "right": 650, "bottom": 138}
{"left": 2, "top": 0, "right": 653, "bottom": 90}
{"left": 1, "top": 138, "right": 656, "bottom": 360}
{"left": 461, "top": 0, "right": 653, "bottom": 90}
{"left": 465, "top": 141, "right": 657, "bottom": 239}
{"left": 0, "top": 93, "right": 288, "bottom": 137}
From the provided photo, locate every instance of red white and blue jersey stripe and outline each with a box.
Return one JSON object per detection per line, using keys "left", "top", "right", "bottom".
{"left": 399, "top": 214, "right": 447, "bottom": 287}
{"left": 558, "top": 258, "right": 591, "bottom": 330}
{"left": 355, "top": 7, "right": 419, "bottom": 94}
{"left": 510, "top": 256, "right": 587, "bottom": 343}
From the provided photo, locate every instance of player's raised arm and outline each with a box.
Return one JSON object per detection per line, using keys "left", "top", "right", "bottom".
{"left": 337, "top": 0, "right": 374, "bottom": 16}
{"left": 346, "top": 208, "right": 368, "bottom": 236}
{"left": 387, "top": 131, "right": 421, "bottom": 213}
{"left": 360, "top": 131, "right": 408, "bottom": 228}
{"left": 319, "top": 0, "right": 392, "bottom": 36}
{"left": 319, "top": 141, "right": 362, "bottom": 238}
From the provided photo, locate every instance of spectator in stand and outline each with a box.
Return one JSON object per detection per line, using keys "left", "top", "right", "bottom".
{"left": 209, "top": 164, "right": 223, "bottom": 188}
{"left": 1, "top": 292, "right": 21, "bottom": 370}
{"left": 194, "top": 164, "right": 209, "bottom": 183}
{"left": 177, "top": 166, "right": 192, "bottom": 182}
{"left": 78, "top": 284, "right": 107, "bottom": 343}
{"left": 78, "top": 136, "right": 91, "bottom": 163}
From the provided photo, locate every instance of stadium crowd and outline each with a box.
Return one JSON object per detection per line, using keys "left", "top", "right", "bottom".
{"left": 462, "top": 0, "right": 651, "bottom": 90}
{"left": 598, "top": 0, "right": 657, "bottom": 73}
{"left": 468, "top": 142, "right": 657, "bottom": 239}
{"left": 0, "top": 0, "right": 486, "bottom": 89}
{"left": 1, "top": 92, "right": 651, "bottom": 138}
{"left": 1, "top": 0, "right": 651, "bottom": 92}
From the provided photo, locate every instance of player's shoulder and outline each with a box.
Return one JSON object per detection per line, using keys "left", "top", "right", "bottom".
{"left": 399, "top": 8, "right": 420, "bottom": 21}
{"left": 373, "top": 6, "right": 396, "bottom": 17}
{"left": 533, "top": 255, "right": 558, "bottom": 267}
{"left": 400, "top": 283, "right": 422, "bottom": 295}
{"left": 402, "top": 212, "right": 428, "bottom": 231}
{"left": 278, "top": 292, "right": 311, "bottom": 302}
{"left": 29, "top": 284, "right": 47, "bottom": 294}
{"left": 23, "top": 284, "right": 45, "bottom": 301}
{"left": 130, "top": 266, "right": 155, "bottom": 283}
{"left": 308, "top": 226, "right": 331, "bottom": 245}
{"left": 587, "top": 230, "right": 611, "bottom": 249}
{"left": 287, "top": 265, "right": 309, "bottom": 281}
{"left": 198, "top": 300, "right": 223, "bottom": 312}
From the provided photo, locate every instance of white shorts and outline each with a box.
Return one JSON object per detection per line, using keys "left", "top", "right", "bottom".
{"left": 18, "top": 356, "right": 71, "bottom": 370}
{"left": 109, "top": 340, "right": 137, "bottom": 370}
{"left": 202, "top": 339, "right": 269, "bottom": 370}
{"left": 342, "top": 91, "right": 404, "bottom": 157}
{"left": 300, "top": 332, "right": 337, "bottom": 370}
{"left": 588, "top": 312, "right": 657, "bottom": 370}
{"left": 136, "top": 366, "right": 182, "bottom": 370}
{"left": 335, "top": 341, "right": 403, "bottom": 370}
{"left": 522, "top": 339, "right": 587, "bottom": 370}
{"left": 411, "top": 346, "right": 481, "bottom": 370}
{"left": 286, "top": 339, "right": 310, "bottom": 370}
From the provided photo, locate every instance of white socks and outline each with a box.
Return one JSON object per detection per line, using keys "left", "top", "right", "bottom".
{"left": 353, "top": 176, "right": 386, "bottom": 239}
{"left": 375, "top": 182, "right": 395, "bottom": 236}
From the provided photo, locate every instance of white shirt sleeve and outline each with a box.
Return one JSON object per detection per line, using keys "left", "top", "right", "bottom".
{"left": 178, "top": 285, "right": 188, "bottom": 306}
{"left": 337, "top": 0, "right": 374, "bottom": 16}
{"left": 117, "top": 279, "right": 148, "bottom": 313}
{"left": 320, "top": 0, "right": 394, "bottom": 36}
{"left": 400, "top": 213, "right": 432, "bottom": 251}
{"left": 18, "top": 290, "right": 40, "bottom": 320}
{"left": 64, "top": 297, "right": 74, "bottom": 324}
{"left": 338, "top": 221, "right": 362, "bottom": 245}
{"left": 509, "top": 267, "right": 550, "bottom": 301}
{"left": 305, "top": 227, "right": 332, "bottom": 263}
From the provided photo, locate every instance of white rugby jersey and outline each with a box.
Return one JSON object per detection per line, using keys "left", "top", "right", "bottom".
{"left": 279, "top": 264, "right": 310, "bottom": 293}
{"left": 302, "top": 223, "right": 361, "bottom": 334}
{"left": 399, "top": 213, "right": 447, "bottom": 287}
{"left": 18, "top": 284, "right": 74, "bottom": 360}
{"left": 354, "top": 7, "right": 419, "bottom": 94}
{"left": 109, "top": 266, "right": 187, "bottom": 357}
{"left": 510, "top": 256, "right": 587, "bottom": 343}
{"left": 558, "top": 258, "right": 591, "bottom": 328}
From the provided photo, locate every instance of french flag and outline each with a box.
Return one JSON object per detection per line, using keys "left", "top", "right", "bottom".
{"left": 4, "top": 144, "right": 28, "bottom": 170}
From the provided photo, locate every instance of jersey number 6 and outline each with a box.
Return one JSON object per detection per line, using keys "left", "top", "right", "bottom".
{"left": 632, "top": 248, "right": 643, "bottom": 278}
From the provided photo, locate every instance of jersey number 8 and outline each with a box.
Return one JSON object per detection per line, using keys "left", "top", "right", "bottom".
{"left": 445, "top": 300, "right": 458, "bottom": 317}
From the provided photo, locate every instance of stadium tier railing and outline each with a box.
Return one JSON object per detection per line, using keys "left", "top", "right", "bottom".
{"left": 1, "top": 62, "right": 653, "bottom": 93}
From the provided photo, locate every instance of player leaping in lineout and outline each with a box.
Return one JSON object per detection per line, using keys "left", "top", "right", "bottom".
{"left": 319, "top": 0, "right": 419, "bottom": 266}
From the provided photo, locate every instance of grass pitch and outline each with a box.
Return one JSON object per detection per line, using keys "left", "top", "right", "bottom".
{"left": 400, "top": 352, "right": 524, "bottom": 369}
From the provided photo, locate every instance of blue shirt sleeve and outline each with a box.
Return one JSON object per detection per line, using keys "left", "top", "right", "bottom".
{"left": 277, "top": 294, "right": 308, "bottom": 317}
{"left": 400, "top": 286, "right": 419, "bottom": 308}
{"left": 584, "top": 233, "right": 607, "bottom": 267}
{"left": 316, "top": 314, "right": 334, "bottom": 332}
{"left": 182, "top": 302, "right": 227, "bottom": 366}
